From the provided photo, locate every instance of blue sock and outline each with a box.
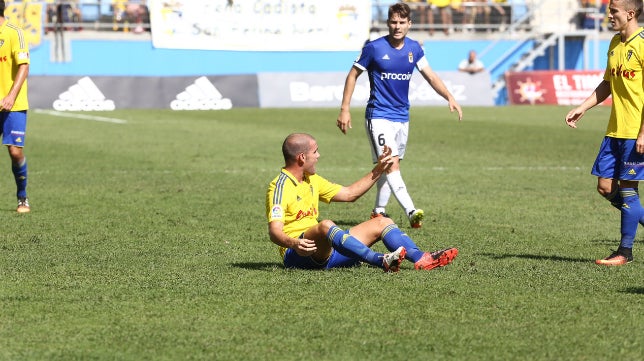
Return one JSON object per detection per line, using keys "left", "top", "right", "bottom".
{"left": 619, "top": 188, "right": 643, "bottom": 249}
{"left": 381, "top": 224, "right": 424, "bottom": 263}
{"left": 605, "top": 189, "right": 622, "bottom": 210}
{"left": 606, "top": 188, "right": 644, "bottom": 226}
{"left": 12, "top": 158, "right": 28, "bottom": 199}
{"left": 327, "top": 226, "right": 383, "bottom": 268}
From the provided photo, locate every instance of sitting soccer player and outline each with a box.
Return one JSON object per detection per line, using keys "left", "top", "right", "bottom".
{"left": 265, "top": 133, "right": 458, "bottom": 272}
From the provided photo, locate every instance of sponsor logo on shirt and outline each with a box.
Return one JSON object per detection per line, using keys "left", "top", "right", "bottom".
{"left": 611, "top": 64, "right": 636, "bottom": 79}
{"left": 271, "top": 205, "right": 283, "bottom": 219}
{"left": 295, "top": 206, "right": 317, "bottom": 220}
{"left": 380, "top": 72, "right": 412, "bottom": 81}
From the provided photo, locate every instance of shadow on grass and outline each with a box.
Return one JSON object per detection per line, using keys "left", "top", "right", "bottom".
{"left": 621, "top": 287, "right": 644, "bottom": 295}
{"left": 332, "top": 219, "right": 365, "bottom": 228}
{"left": 590, "top": 238, "right": 620, "bottom": 245}
{"left": 478, "top": 253, "right": 590, "bottom": 263}
{"left": 231, "top": 262, "right": 283, "bottom": 271}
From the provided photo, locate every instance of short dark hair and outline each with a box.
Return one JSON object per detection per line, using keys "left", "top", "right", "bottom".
{"left": 0, "top": 1, "right": 5, "bottom": 16}
{"left": 388, "top": 2, "right": 411, "bottom": 21}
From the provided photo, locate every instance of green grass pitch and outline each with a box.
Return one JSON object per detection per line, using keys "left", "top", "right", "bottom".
{"left": 0, "top": 105, "right": 642, "bottom": 360}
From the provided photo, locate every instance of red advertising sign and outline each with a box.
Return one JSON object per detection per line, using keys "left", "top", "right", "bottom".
{"left": 505, "top": 70, "right": 611, "bottom": 106}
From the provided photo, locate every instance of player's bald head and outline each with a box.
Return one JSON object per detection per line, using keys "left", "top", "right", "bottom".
{"left": 282, "top": 133, "right": 315, "bottom": 164}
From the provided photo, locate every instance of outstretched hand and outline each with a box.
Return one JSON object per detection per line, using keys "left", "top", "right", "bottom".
{"left": 374, "top": 145, "right": 394, "bottom": 174}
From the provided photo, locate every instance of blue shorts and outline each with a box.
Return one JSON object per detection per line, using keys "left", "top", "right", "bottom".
{"left": 592, "top": 137, "right": 644, "bottom": 180}
{"left": 283, "top": 233, "right": 361, "bottom": 269}
{"left": 0, "top": 111, "right": 27, "bottom": 147}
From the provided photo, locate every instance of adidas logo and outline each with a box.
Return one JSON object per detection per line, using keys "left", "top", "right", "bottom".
{"left": 53, "top": 76, "right": 116, "bottom": 111}
{"left": 629, "top": 169, "right": 636, "bottom": 175}
{"left": 382, "top": 54, "right": 390, "bottom": 60}
{"left": 170, "top": 76, "right": 232, "bottom": 110}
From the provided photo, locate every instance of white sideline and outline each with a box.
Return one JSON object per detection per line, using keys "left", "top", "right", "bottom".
{"left": 34, "top": 109, "right": 127, "bottom": 124}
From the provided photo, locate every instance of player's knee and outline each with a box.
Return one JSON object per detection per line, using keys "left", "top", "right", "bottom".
{"left": 318, "top": 219, "right": 337, "bottom": 234}
{"left": 372, "top": 215, "right": 395, "bottom": 229}
{"left": 7, "top": 147, "right": 24, "bottom": 163}
{"left": 596, "top": 184, "right": 612, "bottom": 197}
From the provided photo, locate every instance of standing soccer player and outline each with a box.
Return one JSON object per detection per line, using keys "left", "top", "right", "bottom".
{"left": 0, "top": 0, "right": 31, "bottom": 213}
{"left": 565, "top": 0, "right": 644, "bottom": 265}
{"left": 336, "top": 2, "right": 462, "bottom": 228}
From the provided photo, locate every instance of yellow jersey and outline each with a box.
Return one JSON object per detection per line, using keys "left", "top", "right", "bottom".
{"left": 430, "top": 0, "right": 452, "bottom": 7}
{"left": 0, "top": 20, "right": 29, "bottom": 111}
{"left": 604, "top": 28, "right": 644, "bottom": 139}
{"left": 266, "top": 169, "right": 342, "bottom": 257}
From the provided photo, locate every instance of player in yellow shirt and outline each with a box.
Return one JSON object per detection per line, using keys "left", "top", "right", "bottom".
{"left": 0, "top": 0, "right": 30, "bottom": 213}
{"left": 565, "top": 0, "right": 644, "bottom": 266}
{"left": 266, "top": 133, "right": 458, "bottom": 271}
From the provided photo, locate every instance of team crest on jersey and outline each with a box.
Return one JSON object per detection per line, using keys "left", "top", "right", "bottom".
{"left": 408, "top": 52, "right": 413, "bottom": 63}
{"left": 271, "top": 205, "right": 283, "bottom": 219}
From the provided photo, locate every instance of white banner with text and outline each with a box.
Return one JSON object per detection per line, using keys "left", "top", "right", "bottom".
{"left": 148, "top": 0, "right": 371, "bottom": 51}
{"left": 258, "top": 71, "right": 494, "bottom": 108}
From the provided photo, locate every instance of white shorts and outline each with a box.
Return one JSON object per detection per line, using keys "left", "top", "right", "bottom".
{"left": 364, "top": 118, "right": 409, "bottom": 163}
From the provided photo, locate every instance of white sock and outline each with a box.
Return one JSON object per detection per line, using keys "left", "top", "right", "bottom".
{"left": 386, "top": 170, "right": 415, "bottom": 216}
{"left": 374, "top": 176, "right": 391, "bottom": 212}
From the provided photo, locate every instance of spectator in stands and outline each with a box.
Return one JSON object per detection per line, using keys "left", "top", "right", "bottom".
{"left": 458, "top": 50, "right": 485, "bottom": 74}
{"left": 46, "top": 0, "right": 82, "bottom": 33}
{"left": 475, "top": 0, "right": 507, "bottom": 32}
{"left": 491, "top": 0, "right": 508, "bottom": 31}
{"left": 460, "top": 0, "right": 478, "bottom": 32}
{"left": 112, "top": 0, "right": 147, "bottom": 33}
{"left": 404, "top": 0, "right": 429, "bottom": 24}
{"left": 577, "top": 0, "right": 605, "bottom": 30}
{"left": 427, "top": 0, "right": 454, "bottom": 35}
{"left": 126, "top": 0, "right": 147, "bottom": 33}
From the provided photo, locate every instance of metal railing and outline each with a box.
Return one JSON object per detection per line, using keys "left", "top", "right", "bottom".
{"left": 35, "top": 1, "right": 151, "bottom": 33}
{"left": 372, "top": 1, "right": 533, "bottom": 34}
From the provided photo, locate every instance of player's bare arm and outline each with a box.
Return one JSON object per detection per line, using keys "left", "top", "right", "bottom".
{"left": 268, "top": 221, "right": 317, "bottom": 256}
{"left": 565, "top": 80, "right": 610, "bottom": 128}
{"left": 337, "top": 67, "right": 363, "bottom": 134}
{"left": 332, "top": 145, "right": 393, "bottom": 202}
